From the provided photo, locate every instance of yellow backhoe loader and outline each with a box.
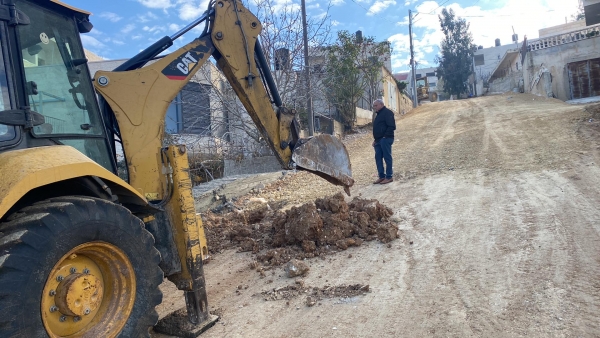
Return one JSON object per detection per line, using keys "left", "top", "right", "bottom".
{"left": 0, "top": 0, "right": 353, "bottom": 337}
{"left": 415, "top": 76, "right": 438, "bottom": 103}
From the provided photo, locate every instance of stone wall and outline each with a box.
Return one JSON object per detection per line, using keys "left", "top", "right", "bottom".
{"left": 356, "top": 107, "right": 373, "bottom": 126}
{"left": 398, "top": 93, "right": 413, "bottom": 115}
{"left": 224, "top": 155, "right": 281, "bottom": 176}
{"left": 489, "top": 71, "right": 523, "bottom": 93}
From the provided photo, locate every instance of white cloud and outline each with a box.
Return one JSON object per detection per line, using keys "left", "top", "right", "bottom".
{"left": 314, "top": 11, "right": 328, "bottom": 20}
{"left": 99, "top": 12, "right": 123, "bottom": 22}
{"left": 331, "top": 20, "right": 340, "bottom": 26}
{"left": 88, "top": 28, "right": 103, "bottom": 36}
{"left": 390, "top": 0, "right": 580, "bottom": 72}
{"left": 269, "top": 0, "right": 300, "bottom": 13}
{"left": 367, "top": 0, "right": 396, "bottom": 16}
{"left": 331, "top": 0, "right": 345, "bottom": 6}
{"left": 404, "top": 0, "right": 418, "bottom": 5}
{"left": 81, "top": 35, "right": 106, "bottom": 50}
{"left": 121, "top": 24, "right": 136, "bottom": 34}
{"left": 178, "top": 0, "right": 211, "bottom": 21}
{"left": 143, "top": 25, "right": 167, "bottom": 34}
{"left": 437, "top": 0, "right": 577, "bottom": 49}
{"left": 169, "top": 23, "right": 182, "bottom": 32}
{"left": 307, "top": 3, "right": 320, "bottom": 9}
{"left": 137, "top": 0, "right": 174, "bottom": 10}
{"left": 138, "top": 11, "right": 159, "bottom": 23}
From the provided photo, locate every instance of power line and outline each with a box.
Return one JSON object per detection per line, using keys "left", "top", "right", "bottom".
{"left": 413, "top": 0, "right": 451, "bottom": 24}
{"left": 349, "top": 0, "right": 370, "bottom": 14}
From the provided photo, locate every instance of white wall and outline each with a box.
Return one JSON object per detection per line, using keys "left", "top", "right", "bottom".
{"left": 474, "top": 43, "right": 522, "bottom": 96}
{"left": 539, "top": 21, "right": 586, "bottom": 38}
{"left": 524, "top": 34, "right": 600, "bottom": 100}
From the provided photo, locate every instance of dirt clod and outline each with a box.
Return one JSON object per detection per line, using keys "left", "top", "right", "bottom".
{"left": 284, "top": 259, "right": 309, "bottom": 278}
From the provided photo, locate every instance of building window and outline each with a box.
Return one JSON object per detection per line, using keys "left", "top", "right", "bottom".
{"left": 474, "top": 54, "right": 484, "bottom": 66}
{"left": 165, "top": 93, "right": 183, "bottom": 134}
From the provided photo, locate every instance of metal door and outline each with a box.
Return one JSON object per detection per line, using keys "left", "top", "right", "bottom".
{"left": 568, "top": 58, "right": 600, "bottom": 99}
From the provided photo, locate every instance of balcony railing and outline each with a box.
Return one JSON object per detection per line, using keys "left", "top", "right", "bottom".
{"left": 527, "top": 23, "right": 600, "bottom": 51}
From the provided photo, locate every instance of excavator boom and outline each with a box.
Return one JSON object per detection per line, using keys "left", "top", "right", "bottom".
{"left": 93, "top": 0, "right": 353, "bottom": 334}
{"left": 94, "top": 0, "right": 353, "bottom": 195}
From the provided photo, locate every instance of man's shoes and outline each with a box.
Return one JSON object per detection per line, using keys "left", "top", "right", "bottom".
{"left": 373, "top": 178, "right": 384, "bottom": 184}
{"left": 380, "top": 178, "right": 393, "bottom": 184}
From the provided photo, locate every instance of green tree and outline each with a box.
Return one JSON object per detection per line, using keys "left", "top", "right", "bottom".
{"left": 435, "top": 8, "right": 476, "bottom": 99}
{"left": 395, "top": 79, "right": 407, "bottom": 92}
{"left": 323, "top": 30, "right": 390, "bottom": 129}
{"left": 572, "top": 0, "right": 585, "bottom": 21}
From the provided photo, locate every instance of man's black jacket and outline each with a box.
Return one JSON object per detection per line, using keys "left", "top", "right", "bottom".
{"left": 373, "top": 106, "right": 396, "bottom": 141}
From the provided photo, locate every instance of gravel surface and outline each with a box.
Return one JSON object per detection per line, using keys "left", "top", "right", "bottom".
{"left": 154, "top": 94, "right": 600, "bottom": 338}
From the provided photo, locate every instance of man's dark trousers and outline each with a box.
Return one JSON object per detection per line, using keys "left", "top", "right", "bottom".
{"left": 374, "top": 137, "right": 393, "bottom": 179}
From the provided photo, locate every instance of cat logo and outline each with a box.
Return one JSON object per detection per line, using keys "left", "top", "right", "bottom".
{"left": 176, "top": 52, "right": 198, "bottom": 75}
{"left": 162, "top": 40, "right": 212, "bottom": 81}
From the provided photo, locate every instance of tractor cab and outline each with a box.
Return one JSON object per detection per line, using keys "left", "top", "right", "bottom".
{"left": 0, "top": 0, "right": 114, "bottom": 171}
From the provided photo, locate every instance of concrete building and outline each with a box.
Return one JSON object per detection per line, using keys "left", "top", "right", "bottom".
{"left": 472, "top": 38, "right": 524, "bottom": 96}
{"left": 487, "top": 48, "right": 523, "bottom": 94}
{"left": 524, "top": 21, "right": 600, "bottom": 100}
{"left": 584, "top": 0, "right": 600, "bottom": 26}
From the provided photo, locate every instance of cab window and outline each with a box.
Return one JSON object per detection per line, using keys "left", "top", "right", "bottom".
{"left": 16, "top": 1, "right": 103, "bottom": 137}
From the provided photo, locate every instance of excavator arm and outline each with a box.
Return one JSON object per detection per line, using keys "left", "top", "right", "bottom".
{"left": 94, "top": 0, "right": 353, "bottom": 199}
{"left": 93, "top": 0, "right": 353, "bottom": 333}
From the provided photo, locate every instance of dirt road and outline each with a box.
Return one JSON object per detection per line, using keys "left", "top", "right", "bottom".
{"left": 157, "top": 93, "right": 600, "bottom": 337}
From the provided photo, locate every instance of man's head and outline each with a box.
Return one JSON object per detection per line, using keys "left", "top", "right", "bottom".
{"left": 372, "top": 99, "right": 385, "bottom": 112}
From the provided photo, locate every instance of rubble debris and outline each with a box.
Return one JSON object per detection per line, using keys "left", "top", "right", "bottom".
{"left": 284, "top": 259, "right": 310, "bottom": 278}
{"left": 202, "top": 192, "right": 399, "bottom": 267}
{"left": 257, "top": 283, "right": 370, "bottom": 304}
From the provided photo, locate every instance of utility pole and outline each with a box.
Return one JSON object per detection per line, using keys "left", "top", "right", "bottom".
{"left": 409, "top": 9, "right": 418, "bottom": 108}
{"left": 472, "top": 56, "right": 477, "bottom": 97}
{"left": 301, "top": 0, "right": 314, "bottom": 136}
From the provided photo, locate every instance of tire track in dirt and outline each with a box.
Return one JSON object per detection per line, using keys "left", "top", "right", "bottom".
{"left": 420, "top": 172, "right": 514, "bottom": 335}
{"left": 164, "top": 95, "right": 600, "bottom": 338}
{"left": 430, "top": 103, "right": 458, "bottom": 148}
{"left": 552, "top": 169, "right": 600, "bottom": 335}
{"left": 475, "top": 100, "right": 508, "bottom": 155}
{"left": 500, "top": 171, "right": 600, "bottom": 336}
{"left": 502, "top": 174, "right": 565, "bottom": 336}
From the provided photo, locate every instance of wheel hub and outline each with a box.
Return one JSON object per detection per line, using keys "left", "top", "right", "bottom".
{"left": 41, "top": 241, "right": 136, "bottom": 337}
{"left": 55, "top": 273, "right": 104, "bottom": 317}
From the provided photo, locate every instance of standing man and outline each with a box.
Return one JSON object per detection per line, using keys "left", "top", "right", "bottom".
{"left": 372, "top": 99, "right": 396, "bottom": 184}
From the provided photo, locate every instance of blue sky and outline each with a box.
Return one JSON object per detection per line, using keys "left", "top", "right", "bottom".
{"left": 69, "top": 0, "right": 581, "bottom": 73}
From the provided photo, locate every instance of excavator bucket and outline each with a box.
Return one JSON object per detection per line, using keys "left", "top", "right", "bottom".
{"left": 292, "top": 134, "right": 354, "bottom": 195}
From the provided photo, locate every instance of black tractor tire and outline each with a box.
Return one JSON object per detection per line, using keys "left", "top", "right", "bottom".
{"left": 0, "top": 196, "right": 163, "bottom": 338}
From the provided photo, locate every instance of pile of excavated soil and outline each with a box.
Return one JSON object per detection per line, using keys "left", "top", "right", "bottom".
{"left": 202, "top": 192, "right": 398, "bottom": 266}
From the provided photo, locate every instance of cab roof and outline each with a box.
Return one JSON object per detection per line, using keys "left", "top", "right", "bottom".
{"left": 33, "top": 0, "right": 91, "bottom": 19}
